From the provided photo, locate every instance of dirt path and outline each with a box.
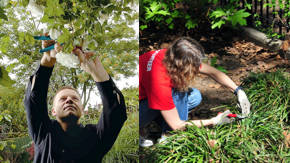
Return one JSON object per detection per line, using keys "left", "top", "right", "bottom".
{"left": 140, "top": 26, "right": 289, "bottom": 135}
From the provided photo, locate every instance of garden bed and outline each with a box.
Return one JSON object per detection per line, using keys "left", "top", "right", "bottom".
{"left": 141, "top": 70, "right": 289, "bottom": 162}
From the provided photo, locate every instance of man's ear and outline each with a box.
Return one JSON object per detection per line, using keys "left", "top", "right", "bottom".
{"left": 51, "top": 107, "right": 57, "bottom": 116}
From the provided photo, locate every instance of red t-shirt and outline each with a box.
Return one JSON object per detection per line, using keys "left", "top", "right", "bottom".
{"left": 139, "top": 49, "right": 175, "bottom": 110}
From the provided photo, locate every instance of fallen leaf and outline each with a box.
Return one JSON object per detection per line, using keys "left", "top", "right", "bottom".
{"left": 160, "top": 43, "right": 170, "bottom": 49}
{"left": 209, "top": 84, "right": 221, "bottom": 89}
{"left": 200, "top": 36, "right": 207, "bottom": 42}
{"left": 207, "top": 139, "right": 217, "bottom": 148}
{"left": 282, "top": 130, "right": 290, "bottom": 148}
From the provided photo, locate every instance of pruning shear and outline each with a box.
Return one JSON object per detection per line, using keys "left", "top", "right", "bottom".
{"left": 34, "top": 36, "right": 64, "bottom": 53}
{"left": 226, "top": 113, "right": 246, "bottom": 120}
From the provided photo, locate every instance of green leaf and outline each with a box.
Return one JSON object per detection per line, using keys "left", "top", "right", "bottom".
{"left": 0, "top": 66, "right": 15, "bottom": 87}
{"left": 0, "top": 35, "right": 10, "bottom": 53}
{"left": 57, "top": 28, "right": 70, "bottom": 44}
{"left": 230, "top": 9, "right": 251, "bottom": 26}
{"left": 140, "top": 25, "right": 147, "bottom": 30}
{"left": 156, "top": 10, "right": 170, "bottom": 16}
{"left": 168, "top": 23, "right": 174, "bottom": 29}
{"left": 19, "top": 55, "right": 31, "bottom": 64}
{"left": 185, "top": 19, "right": 198, "bottom": 29}
{"left": 0, "top": 7, "right": 8, "bottom": 21}
{"left": 10, "top": 144, "right": 16, "bottom": 149}
{"left": 211, "top": 20, "right": 225, "bottom": 29}
{"left": 0, "top": 141, "right": 7, "bottom": 150}
{"left": 19, "top": 0, "right": 29, "bottom": 7}
{"left": 217, "top": 66, "right": 228, "bottom": 73}
{"left": 149, "top": 1, "right": 161, "bottom": 13}
{"left": 4, "top": 114, "right": 12, "bottom": 122}
{"left": 165, "top": 17, "right": 173, "bottom": 24}
{"left": 18, "top": 32, "right": 25, "bottom": 44}
{"left": 210, "top": 9, "right": 226, "bottom": 18}
{"left": 210, "top": 56, "right": 217, "bottom": 66}
{"left": 171, "top": 10, "right": 179, "bottom": 18}
{"left": 24, "top": 33, "right": 35, "bottom": 45}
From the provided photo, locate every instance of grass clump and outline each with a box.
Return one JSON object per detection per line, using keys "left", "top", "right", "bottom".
{"left": 103, "top": 111, "right": 139, "bottom": 163}
{"left": 143, "top": 70, "right": 289, "bottom": 163}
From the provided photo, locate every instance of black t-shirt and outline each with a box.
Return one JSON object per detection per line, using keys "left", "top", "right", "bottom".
{"left": 24, "top": 65, "right": 127, "bottom": 163}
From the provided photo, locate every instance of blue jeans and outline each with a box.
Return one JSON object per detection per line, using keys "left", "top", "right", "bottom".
{"left": 139, "top": 88, "right": 202, "bottom": 131}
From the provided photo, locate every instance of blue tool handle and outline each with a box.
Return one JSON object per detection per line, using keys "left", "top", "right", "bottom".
{"left": 34, "top": 36, "right": 52, "bottom": 40}
{"left": 40, "top": 45, "right": 55, "bottom": 53}
{"left": 39, "top": 43, "right": 64, "bottom": 53}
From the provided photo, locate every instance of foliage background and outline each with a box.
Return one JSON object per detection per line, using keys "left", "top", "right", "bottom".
{"left": 140, "top": 0, "right": 289, "bottom": 39}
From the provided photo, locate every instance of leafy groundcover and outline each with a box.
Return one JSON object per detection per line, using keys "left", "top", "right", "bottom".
{"left": 143, "top": 70, "right": 289, "bottom": 163}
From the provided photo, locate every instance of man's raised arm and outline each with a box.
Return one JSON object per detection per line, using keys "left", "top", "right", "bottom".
{"left": 24, "top": 39, "right": 59, "bottom": 144}
{"left": 73, "top": 49, "right": 127, "bottom": 155}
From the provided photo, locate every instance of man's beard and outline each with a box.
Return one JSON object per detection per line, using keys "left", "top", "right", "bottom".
{"left": 60, "top": 113, "right": 79, "bottom": 124}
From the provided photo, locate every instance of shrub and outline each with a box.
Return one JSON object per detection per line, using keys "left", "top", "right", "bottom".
{"left": 103, "top": 111, "right": 139, "bottom": 163}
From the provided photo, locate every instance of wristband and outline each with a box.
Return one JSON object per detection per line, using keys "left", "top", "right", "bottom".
{"left": 234, "top": 86, "right": 242, "bottom": 95}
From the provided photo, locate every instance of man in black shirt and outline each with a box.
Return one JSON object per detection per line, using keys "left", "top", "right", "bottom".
{"left": 24, "top": 39, "right": 127, "bottom": 162}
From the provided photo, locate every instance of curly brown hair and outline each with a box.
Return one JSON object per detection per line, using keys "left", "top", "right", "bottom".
{"left": 163, "top": 37, "right": 205, "bottom": 91}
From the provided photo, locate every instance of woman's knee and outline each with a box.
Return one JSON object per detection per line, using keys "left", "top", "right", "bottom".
{"left": 188, "top": 89, "right": 202, "bottom": 108}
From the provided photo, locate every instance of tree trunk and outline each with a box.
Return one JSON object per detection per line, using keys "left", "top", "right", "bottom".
{"left": 241, "top": 27, "right": 283, "bottom": 51}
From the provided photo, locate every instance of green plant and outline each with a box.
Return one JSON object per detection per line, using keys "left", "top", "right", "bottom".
{"left": 140, "top": 0, "right": 203, "bottom": 30}
{"left": 122, "top": 87, "right": 138, "bottom": 112}
{"left": 103, "top": 111, "right": 139, "bottom": 163}
{"left": 209, "top": 8, "right": 250, "bottom": 29}
{"left": 143, "top": 70, "right": 289, "bottom": 162}
{"left": 140, "top": 0, "right": 251, "bottom": 31}
{"left": 0, "top": 136, "right": 31, "bottom": 163}
{"left": 253, "top": 0, "right": 290, "bottom": 40}
{"left": 210, "top": 56, "right": 228, "bottom": 73}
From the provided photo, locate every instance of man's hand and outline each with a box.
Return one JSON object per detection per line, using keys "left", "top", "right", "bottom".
{"left": 237, "top": 89, "right": 251, "bottom": 116}
{"left": 40, "top": 34, "right": 62, "bottom": 67}
{"left": 73, "top": 48, "right": 109, "bottom": 82}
